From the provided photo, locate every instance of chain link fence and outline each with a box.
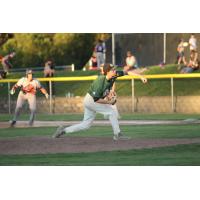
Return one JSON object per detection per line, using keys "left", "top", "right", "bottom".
{"left": 1, "top": 75, "right": 200, "bottom": 114}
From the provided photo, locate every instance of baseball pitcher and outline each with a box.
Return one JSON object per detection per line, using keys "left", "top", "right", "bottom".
{"left": 53, "top": 63, "right": 147, "bottom": 140}
{"left": 10, "top": 69, "right": 49, "bottom": 126}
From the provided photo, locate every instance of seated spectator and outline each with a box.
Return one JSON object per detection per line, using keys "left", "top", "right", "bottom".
{"left": 89, "top": 52, "right": 98, "bottom": 70}
{"left": 180, "top": 50, "right": 199, "bottom": 73}
{"left": 124, "top": 51, "right": 138, "bottom": 71}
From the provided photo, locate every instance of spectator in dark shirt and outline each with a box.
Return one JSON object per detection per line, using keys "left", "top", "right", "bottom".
{"left": 177, "top": 39, "right": 187, "bottom": 65}
{"left": 94, "top": 39, "right": 106, "bottom": 68}
{"left": 0, "top": 71, "right": 7, "bottom": 79}
{"left": 1, "top": 52, "right": 16, "bottom": 74}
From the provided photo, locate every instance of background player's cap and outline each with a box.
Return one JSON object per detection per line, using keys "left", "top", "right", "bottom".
{"left": 26, "top": 69, "right": 33, "bottom": 75}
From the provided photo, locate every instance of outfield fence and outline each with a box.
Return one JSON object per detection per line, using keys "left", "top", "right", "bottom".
{"left": 8, "top": 64, "right": 75, "bottom": 73}
{"left": 1, "top": 73, "right": 200, "bottom": 114}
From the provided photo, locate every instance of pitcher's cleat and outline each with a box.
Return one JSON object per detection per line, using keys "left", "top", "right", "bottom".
{"left": 10, "top": 120, "right": 16, "bottom": 127}
{"left": 113, "top": 132, "right": 131, "bottom": 141}
{"left": 52, "top": 125, "right": 65, "bottom": 138}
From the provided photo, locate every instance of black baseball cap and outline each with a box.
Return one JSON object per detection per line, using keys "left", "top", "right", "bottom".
{"left": 102, "top": 63, "right": 116, "bottom": 75}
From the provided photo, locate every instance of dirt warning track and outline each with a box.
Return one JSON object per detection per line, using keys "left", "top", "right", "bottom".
{"left": 1, "top": 119, "right": 200, "bottom": 128}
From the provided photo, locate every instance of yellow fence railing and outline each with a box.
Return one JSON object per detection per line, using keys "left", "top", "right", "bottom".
{"left": 1, "top": 73, "right": 200, "bottom": 83}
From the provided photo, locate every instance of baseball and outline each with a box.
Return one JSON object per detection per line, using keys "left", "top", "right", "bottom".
{"left": 183, "top": 42, "right": 188, "bottom": 47}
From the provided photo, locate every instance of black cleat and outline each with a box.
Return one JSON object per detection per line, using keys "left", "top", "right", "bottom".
{"left": 52, "top": 126, "right": 65, "bottom": 138}
{"left": 10, "top": 120, "right": 16, "bottom": 127}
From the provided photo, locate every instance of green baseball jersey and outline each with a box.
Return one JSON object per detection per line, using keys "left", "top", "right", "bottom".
{"left": 88, "top": 71, "right": 125, "bottom": 101}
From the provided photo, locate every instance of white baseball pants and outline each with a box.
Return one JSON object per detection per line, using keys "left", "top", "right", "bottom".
{"left": 96, "top": 52, "right": 105, "bottom": 68}
{"left": 63, "top": 93, "right": 121, "bottom": 136}
{"left": 13, "top": 91, "right": 36, "bottom": 124}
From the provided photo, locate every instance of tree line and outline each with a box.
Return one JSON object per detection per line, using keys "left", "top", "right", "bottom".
{"left": 0, "top": 33, "right": 109, "bottom": 70}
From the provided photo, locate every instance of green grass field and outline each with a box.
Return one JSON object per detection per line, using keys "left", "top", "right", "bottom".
{"left": 0, "top": 113, "right": 200, "bottom": 166}
{"left": 1, "top": 144, "right": 200, "bottom": 166}
{"left": 1, "top": 124, "right": 200, "bottom": 139}
{"left": 0, "top": 113, "right": 200, "bottom": 122}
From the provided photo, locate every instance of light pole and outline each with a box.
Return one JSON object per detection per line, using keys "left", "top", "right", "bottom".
{"left": 112, "top": 33, "right": 115, "bottom": 65}
{"left": 163, "top": 33, "right": 166, "bottom": 64}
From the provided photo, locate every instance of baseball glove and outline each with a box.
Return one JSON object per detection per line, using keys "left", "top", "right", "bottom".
{"left": 104, "top": 91, "right": 117, "bottom": 105}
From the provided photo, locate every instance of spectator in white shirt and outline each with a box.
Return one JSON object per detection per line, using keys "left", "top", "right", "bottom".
{"left": 124, "top": 51, "right": 138, "bottom": 71}
{"left": 189, "top": 34, "right": 197, "bottom": 52}
{"left": 189, "top": 34, "right": 198, "bottom": 63}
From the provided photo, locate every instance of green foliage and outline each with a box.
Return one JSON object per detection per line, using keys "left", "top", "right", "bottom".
{"left": 0, "top": 33, "right": 14, "bottom": 47}
{"left": 0, "top": 33, "right": 100, "bottom": 69}
{"left": 52, "top": 33, "right": 96, "bottom": 69}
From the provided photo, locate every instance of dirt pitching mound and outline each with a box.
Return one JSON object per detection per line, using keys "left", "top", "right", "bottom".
{"left": 0, "top": 136, "right": 200, "bottom": 155}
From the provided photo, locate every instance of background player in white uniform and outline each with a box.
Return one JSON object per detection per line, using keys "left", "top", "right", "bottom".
{"left": 53, "top": 63, "right": 147, "bottom": 140}
{"left": 10, "top": 69, "right": 49, "bottom": 126}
